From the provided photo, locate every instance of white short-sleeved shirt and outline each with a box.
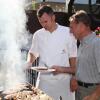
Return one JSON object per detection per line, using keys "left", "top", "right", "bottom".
{"left": 30, "top": 24, "right": 77, "bottom": 67}
{"left": 29, "top": 24, "right": 77, "bottom": 100}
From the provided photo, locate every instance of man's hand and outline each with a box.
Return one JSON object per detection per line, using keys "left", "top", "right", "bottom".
{"left": 83, "top": 85, "right": 100, "bottom": 100}
{"left": 51, "top": 65, "right": 63, "bottom": 75}
{"left": 24, "top": 62, "right": 32, "bottom": 69}
{"left": 70, "top": 76, "right": 78, "bottom": 92}
{"left": 83, "top": 93, "right": 99, "bottom": 100}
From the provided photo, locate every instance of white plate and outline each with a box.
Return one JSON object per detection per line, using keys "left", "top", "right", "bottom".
{"left": 31, "top": 67, "right": 55, "bottom": 73}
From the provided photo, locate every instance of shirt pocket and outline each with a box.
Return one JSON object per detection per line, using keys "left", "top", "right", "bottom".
{"left": 55, "top": 48, "right": 69, "bottom": 66}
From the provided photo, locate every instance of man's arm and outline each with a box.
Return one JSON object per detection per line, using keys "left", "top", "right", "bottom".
{"left": 26, "top": 52, "right": 37, "bottom": 68}
{"left": 52, "top": 57, "right": 76, "bottom": 74}
{"left": 92, "top": 85, "right": 100, "bottom": 99}
{"left": 27, "top": 52, "right": 36, "bottom": 63}
{"left": 83, "top": 85, "right": 100, "bottom": 100}
{"left": 67, "top": 57, "right": 76, "bottom": 74}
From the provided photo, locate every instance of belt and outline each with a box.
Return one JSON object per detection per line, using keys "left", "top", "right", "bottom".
{"left": 78, "top": 81, "right": 99, "bottom": 88}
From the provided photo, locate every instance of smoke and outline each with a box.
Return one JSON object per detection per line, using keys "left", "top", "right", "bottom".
{"left": 0, "top": 0, "right": 29, "bottom": 90}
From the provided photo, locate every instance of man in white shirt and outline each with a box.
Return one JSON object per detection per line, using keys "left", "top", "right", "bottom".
{"left": 27, "top": 5, "right": 77, "bottom": 100}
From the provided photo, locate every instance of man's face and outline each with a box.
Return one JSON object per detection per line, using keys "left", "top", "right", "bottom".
{"left": 38, "top": 13, "right": 55, "bottom": 31}
{"left": 70, "top": 20, "right": 83, "bottom": 40}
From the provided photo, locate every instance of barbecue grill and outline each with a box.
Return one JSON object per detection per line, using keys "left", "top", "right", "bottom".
{"left": 0, "top": 60, "right": 53, "bottom": 100}
{"left": 0, "top": 82, "right": 53, "bottom": 100}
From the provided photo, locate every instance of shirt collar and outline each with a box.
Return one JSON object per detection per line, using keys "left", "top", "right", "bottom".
{"left": 43, "top": 23, "right": 59, "bottom": 33}
{"left": 80, "top": 32, "right": 96, "bottom": 45}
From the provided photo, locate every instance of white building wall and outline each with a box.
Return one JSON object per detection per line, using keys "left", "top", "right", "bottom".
{"left": 74, "top": 0, "right": 96, "bottom": 4}
{"left": 36, "top": 0, "right": 65, "bottom": 3}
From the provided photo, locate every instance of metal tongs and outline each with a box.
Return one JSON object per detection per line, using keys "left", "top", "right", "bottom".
{"left": 59, "top": 96, "right": 62, "bottom": 100}
{"left": 44, "top": 63, "right": 49, "bottom": 69}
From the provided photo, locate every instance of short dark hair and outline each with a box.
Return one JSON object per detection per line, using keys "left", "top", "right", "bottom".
{"left": 69, "top": 10, "right": 91, "bottom": 27}
{"left": 37, "top": 5, "right": 54, "bottom": 17}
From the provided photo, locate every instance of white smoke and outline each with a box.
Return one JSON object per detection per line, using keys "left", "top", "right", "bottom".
{"left": 0, "top": 0, "right": 29, "bottom": 90}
